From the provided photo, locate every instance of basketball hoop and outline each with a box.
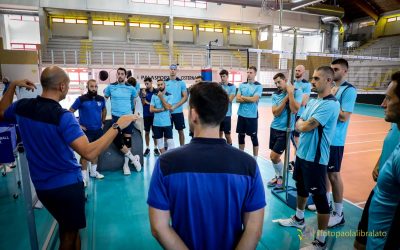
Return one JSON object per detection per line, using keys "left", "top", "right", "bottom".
{"left": 261, "top": 0, "right": 280, "bottom": 16}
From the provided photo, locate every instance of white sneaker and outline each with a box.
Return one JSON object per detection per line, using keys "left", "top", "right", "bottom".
{"left": 131, "top": 155, "right": 142, "bottom": 172}
{"left": 82, "top": 171, "right": 88, "bottom": 187}
{"left": 90, "top": 171, "right": 104, "bottom": 179}
{"left": 123, "top": 165, "right": 131, "bottom": 175}
{"left": 278, "top": 215, "right": 306, "bottom": 230}
{"left": 328, "top": 212, "right": 345, "bottom": 228}
{"left": 307, "top": 204, "right": 317, "bottom": 211}
{"left": 300, "top": 239, "right": 327, "bottom": 250}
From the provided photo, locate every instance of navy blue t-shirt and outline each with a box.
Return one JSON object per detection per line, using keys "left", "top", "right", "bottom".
{"left": 142, "top": 88, "right": 158, "bottom": 117}
{"left": 70, "top": 94, "right": 106, "bottom": 130}
{"left": 147, "top": 138, "right": 266, "bottom": 250}
{"left": 4, "top": 96, "right": 84, "bottom": 190}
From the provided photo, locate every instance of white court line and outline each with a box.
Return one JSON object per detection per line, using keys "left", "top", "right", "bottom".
{"left": 347, "top": 132, "right": 387, "bottom": 137}
{"left": 354, "top": 201, "right": 367, "bottom": 206}
{"left": 346, "top": 140, "right": 383, "bottom": 145}
{"left": 344, "top": 149, "right": 381, "bottom": 155}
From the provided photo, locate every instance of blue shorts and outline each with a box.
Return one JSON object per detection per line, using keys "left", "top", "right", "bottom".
{"left": 84, "top": 128, "right": 103, "bottom": 142}
{"left": 269, "top": 127, "right": 287, "bottom": 154}
{"left": 112, "top": 115, "right": 134, "bottom": 135}
{"left": 153, "top": 126, "right": 173, "bottom": 139}
{"left": 171, "top": 113, "right": 185, "bottom": 131}
{"left": 236, "top": 115, "right": 258, "bottom": 136}
{"left": 293, "top": 156, "right": 327, "bottom": 196}
{"left": 144, "top": 116, "right": 154, "bottom": 132}
{"left": 36, "top": 182, "right": 86, "bottom": 230}
{"left": 219, "top": 116, "right": 232, "bottom": 134}
{"left": 327, "top": 146, "right": 344, "bottom": 172}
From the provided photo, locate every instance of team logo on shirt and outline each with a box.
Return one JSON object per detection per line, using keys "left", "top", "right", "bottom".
{"left": 97, "top": 102, "right": 102, "bottom": 107}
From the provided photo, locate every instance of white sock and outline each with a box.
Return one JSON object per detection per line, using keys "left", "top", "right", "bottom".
{"left": 334, "top": 202, "right": 343, "bottom": 215}
{"left": 272, "top": 162, "right": 283, "bottom": 177}
{"left": 326, "top": 192, "right": 331, "bottom": 204}
{"left": 91, "top": 164, "right": 98, "bottom": 174}
{"left": 316, "top": 230, "right": 327, "bottom": 243}
{"left": 124, "top": 156, "right": 129, "bottom": 167}
{"left": 81, "top": 170, "right": 87, "bottom": 178}
{"left": 124, "top": 151, "right": 135, "bottom": 162}
{"left": 296, "top": 208, "right": 305, "bottom": 220}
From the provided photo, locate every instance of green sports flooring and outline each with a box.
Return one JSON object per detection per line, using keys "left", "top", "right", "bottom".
{"left": 0, "top": 98, "right": 383, "bottom": 250}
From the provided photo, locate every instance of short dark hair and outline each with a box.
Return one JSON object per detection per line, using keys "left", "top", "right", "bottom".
{"left": 317, "top": 66, "right": 334, "bottom": 80}
{"left": 248, "top": 66, "right": 257, "bottom": 72}
{"left": 391, "top": 71, "right": 400, "bottom": 99}
{"left": 195, "top": 76, "right": 203, "bottom": 80}
{"left": 219, "top": 69, "right": 229, "bottom": 76}
{"left": 127, "top": 77, "right": 137, "bottom": 87}
{"left": 273, "top": 73, "right": 286, "bottom": 80}
{"left": 331, "top": 58, "right": 349, "bottom": 69}
{"left": 144, "top": 77, "right": 152, "bottom": 82}
{"left": 117, "top": 67, "right": 127, "bottom": 75}
{"left": 157, "top": 79, "right": 164, "bottom": 83}
{"left": 189, "top": 82, "right": 228, "bottom": 126}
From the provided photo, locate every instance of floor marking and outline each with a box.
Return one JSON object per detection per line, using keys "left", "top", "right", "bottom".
{"left": 354, "top": 201, "right": 367, "bottom": 206}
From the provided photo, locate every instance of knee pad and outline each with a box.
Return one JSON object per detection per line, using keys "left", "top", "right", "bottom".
{"left": 113, "top": 133, "right": 124, "bottom": 149}
{"left": 156, "top": 138, "right": 164, "bottom": 149}
{"left": 250, "top": 134, "right": 259, "bottom": 147}
{"left": 295, "top": 181, "right": 309, "bottom": 198}
{"left": 238, "top": 134, "right": 245, "bottom": 144}
{"left": 312, "top": 193, "right": 330, "bottom": 214}
{"left": 123, "top": 136, "right": 131, "bottom": 147}
{"left": 167, "top": 139, "right": 175, "bottom": 149}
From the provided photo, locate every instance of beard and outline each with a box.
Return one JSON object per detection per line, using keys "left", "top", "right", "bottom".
{"left": 159, "top": 87, "right": 165, "bottom": 92}
{"left": 88, "top": 90, "right": 97, "bottom": 97}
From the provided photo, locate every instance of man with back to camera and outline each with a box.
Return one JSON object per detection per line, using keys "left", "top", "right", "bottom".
{"left": 150, "top": 79, "right": 174, "bottom": 154}
{"left": 219, "top": 69, "right": 236, "bottom": 145}
{"left": 236, "top": 66, "right": 263, "bottom": 157}
{"left": 0, "top": 66, "right": 138, "bottom": 250}
{"left": 325, "top": 58, "right": 357, "bottom": 227}
{"left": 353, "top": 71, "right": 400, "bottom": 250}
{"left": 104, "top": 67, "right": 142, "bottom": 175}
{"left": 141, "top": 77, "right": 160, "bottom": 157}
{"left": 165, "top": 64, "right": 188, "bottom": 146}
{"left": 289, "top": 65, "right": 312, "bottom": 170}
{"left": 267, "top": 73, "right": 302, "bottom": 189}
{"left": 188, "top": 76, "right": 203, "bottom": 138}
{"left": 70, "top": 79, "right": 106, "bottom": 185}
{"left": 147, "top": 82, "right": 266, "bottom": 250}
{"left": 279, "top": 66, "right": 340, "bottom": 249}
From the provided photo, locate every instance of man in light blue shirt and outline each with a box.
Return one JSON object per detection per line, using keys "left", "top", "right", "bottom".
{"left": 236, "top": 66, "right": 263, "bottom": 157}
{"left": 267, "top": 73, "right": 302, "bottom": 189}
{"left": 327, "top": 59, "right": 358, "bottom": 228}
{"left": 219, "top": 69, "right": 236, "bottom": 145}
{"left": 150, "top": 79, "right": 174, "bottom": 154}
{"left": 279, "top": 66, "right": 340, "bottom": 249}
{"left": 104, "top": 67, "right": 141, "bottom": 175}
{"left": 165, "top": 64, "right": 188, "bottom": 146}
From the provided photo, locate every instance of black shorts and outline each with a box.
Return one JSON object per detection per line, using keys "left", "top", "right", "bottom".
{"left": 112, "top": 115, "right": 134, "bottom": 135}
{"left": 236, "top": 116, "right": 258, "bottom": 136}
{"left": 84, "top": 129, "right": 103, "bottom": 142}
{"left": 144, "top": 116, "right": 154, "bottom": 132}
{"left": 219, "top": 116, "right": 232, "bottom": 134}
{"left": 36, "top": 182, "right": 86, "bottom": 231}
{"left": 171, "top": 113, "right": 185, "bottom": 131}
{"left": 355, "top": 190, "right": 374, "bottom": 245}
{"left": 153, "top": 126, "right": 173, "bottom": 139}
{"left": 293, "top": 116, "right": 301, "bottom": 137}
{"left": 327, "top": 146, "right": 344, "bottom": 172}
{"left": 293, "top": 156, "right": 327, "bottom": 196}
{"left": 269, "top": 127, "right": 287, "bottom": 154}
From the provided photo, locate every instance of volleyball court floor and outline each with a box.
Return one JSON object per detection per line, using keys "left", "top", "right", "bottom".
{"left": 0, "top": 97, "right": 388, "bottom": 249}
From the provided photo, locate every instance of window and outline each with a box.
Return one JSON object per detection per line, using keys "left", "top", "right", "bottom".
{"left": 114, "top": 21, "right": 125, "bottom": 26}
{"left": 199, "top": 27, "right": 205, "bottom": 31}
{"left": 173, "top": 0, "right": 207, "bottom": 9}
{"left": 165, "top": 25, "right": 192, "bottom": 30}
{"left": 359, "top": 21, "right": 375, "bottom": 28}
{"left": 140, "top": 23, "right": 150, "bottom": 28}
{"left": 76, "top": 19, "right": 88, "bottom": 24}
{"left": 64, "top": 19, "right": 77, "bottom": 24}
{"left": 387, "top": 17, "right": 397, "bottom": 22}
{"left": 130, "top": 22, "right": 140, "bottom": 27}
{"left": 183, "top": 26, "right": 192, "bottom": 31}
{"left": 242, "top": 30, "right": 251, "bottom": 35}
{"left": 52, "top": 18, "right": 64, "bottom": 23}
{"left": 214, "top": 28, "right": 223, "bottom": 33}
{"left": 103, "top": 21, "right": 114, "bottom": 26}
{"left": 150, "top": 24, "right": 161, "bottom": 28}
{"left": 230, "top": 29, "right": 251, "bottom": 35}
{"left": 200, "top": 27, "right": 222, "bottom": 33}
{"left": 132, "top": 0, "right": 169, "bottom": 4}
{"left": 93, "top": 20, "right": 103, "bottom": 25}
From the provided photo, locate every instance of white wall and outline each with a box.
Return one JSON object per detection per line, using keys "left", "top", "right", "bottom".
{"left": 1, "top": 64, "right": 40, "bottom": 83}
{"left": 230, "top": 33, "right": 252, "bottom": 46}
{"left": 130, "top": 27, "right": 161, "bottom": 41}
{"left": 52, "top": 23, "right": 88, "bottom": 38}
{"left": 92, "top": 25, "right": 125, "bottom": 41}
{"left": 384, "top": 21, "right": 400, "bottom": 36}
{"left": 198, "top": 31, "right": 223, "bottom": 46}
{"left": 166, "top": 29, "right": 193, "bottom": 43}
{"left": 304, "top": 35, "right": 322, "bottom": 52}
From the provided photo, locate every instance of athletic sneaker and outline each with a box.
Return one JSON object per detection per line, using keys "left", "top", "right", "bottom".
{"left": 90, "top": 171, "right": 104, "bottom": 179}
{"left": 131, "top": 155, "right": 142, "bottom": 172}
{"left": 300, "top": 239, "right": 327, "bottom": 250}
{"left": 274, "top": 177, "right": 283, "bottom": 189}
{"left": 123, "top": 165, "right": 131, "bottom": 175}
{"left": 328, "top": 212, "right": 345, "bottom": 228}
{"left": 143, "top": 148, "right": 150, "bottom": 157}
{"left": 278, "top": 215, "right": 306, "bottom": 230}
{"left": 288, "top": 161, "right": 295, "bottom": 172}
{"left": 154, "top": 148, "right": 160, "bottom": 156}
{"left": 267, "top": 177, "right": 278, "bottom": 187}
{"left": 307, "top": 204, "right": 317, "bottom": 211}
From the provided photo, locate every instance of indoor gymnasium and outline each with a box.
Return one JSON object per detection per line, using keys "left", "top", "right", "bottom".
{"left": 0, "top": 0, "right": 399, "bottom": 249}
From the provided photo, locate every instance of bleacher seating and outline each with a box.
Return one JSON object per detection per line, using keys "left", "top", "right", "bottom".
{"left": 353, "top": 35, "right": 400, "bottom": 58}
